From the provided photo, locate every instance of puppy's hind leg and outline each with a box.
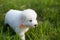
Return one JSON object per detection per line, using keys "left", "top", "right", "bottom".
{"left": 3, "top": 23, "right": 9, "bottom": 32}
{"left": 3, "top": 18, "right": 8, "bottom": 32}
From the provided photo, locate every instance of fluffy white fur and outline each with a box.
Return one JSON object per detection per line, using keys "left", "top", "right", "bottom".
{"left": 4, "top": 9, "right": 38, "bottom": 40}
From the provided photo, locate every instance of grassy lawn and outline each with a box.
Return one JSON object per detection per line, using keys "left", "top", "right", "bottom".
{"left": 0, "top": 0, "right": 60, "bottom": 40}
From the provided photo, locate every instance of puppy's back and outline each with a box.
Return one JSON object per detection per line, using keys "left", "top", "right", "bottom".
{"left": 5, "top": 9, "right": 22, "bottom": 29}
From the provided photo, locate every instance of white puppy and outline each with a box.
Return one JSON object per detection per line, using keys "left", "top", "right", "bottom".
{"left": 4, "top": 9, "right": 38, "bottom": 40}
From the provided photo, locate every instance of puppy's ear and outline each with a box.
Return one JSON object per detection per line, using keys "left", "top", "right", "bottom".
{"left": 21, "top": 15, "right": 26, "bottom": 23}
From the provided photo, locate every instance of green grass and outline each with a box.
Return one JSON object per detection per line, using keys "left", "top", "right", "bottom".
{"left": 0, "top": 0, "right": 60, "bottom": 40}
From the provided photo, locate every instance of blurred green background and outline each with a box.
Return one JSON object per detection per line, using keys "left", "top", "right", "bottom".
{"left": 0, "top": 0, "right": 60, "bottom": 40}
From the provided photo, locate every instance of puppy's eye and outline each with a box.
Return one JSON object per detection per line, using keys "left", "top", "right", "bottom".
{"left": 29, "top": 20, "right": 32, "bottom": 22}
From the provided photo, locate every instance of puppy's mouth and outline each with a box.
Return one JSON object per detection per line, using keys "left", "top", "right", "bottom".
{"left": 29, "top": 25, "right": 37, "bottom": 28}
{"left": 33, "top": 26, "right": 37, "bottom": 28}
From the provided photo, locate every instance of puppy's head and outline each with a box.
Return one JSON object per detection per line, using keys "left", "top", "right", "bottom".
{"left": 21, "top": 9, "right": 38, "bottom": 28}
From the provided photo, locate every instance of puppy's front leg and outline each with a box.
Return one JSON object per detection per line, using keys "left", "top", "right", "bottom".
{"left": 19, "top": 33, "right": 25, "bottom": 40}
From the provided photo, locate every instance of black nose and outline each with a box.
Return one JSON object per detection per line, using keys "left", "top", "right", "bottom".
{"left": 34, "top": 24, "right": 37, "bottom": 27}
